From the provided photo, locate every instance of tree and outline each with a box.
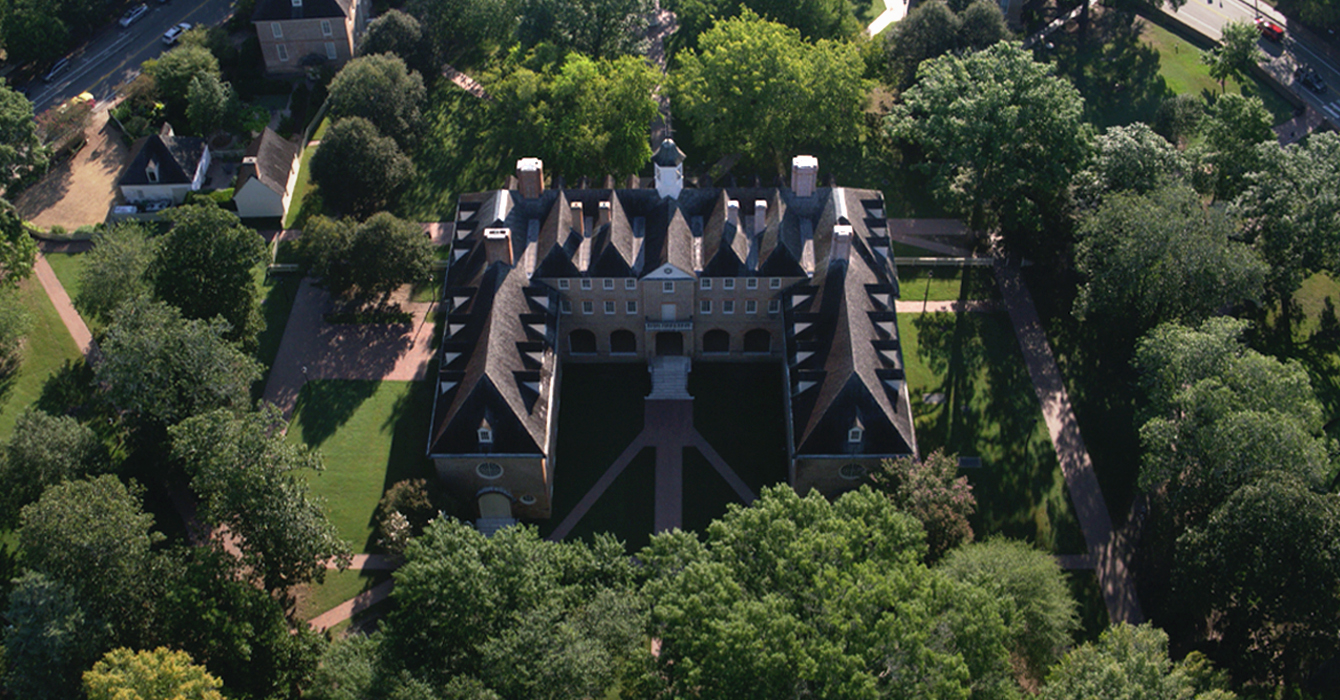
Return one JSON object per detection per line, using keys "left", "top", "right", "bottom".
{"left": 3, "top": 10, "right": 69, "bottom": 65}
{"left": 1192, "top": 93, "right": 1273, "bottom": 202}
{"left": 75, "top": 222, "right": 157, "bottom": 323}
{"left": 1176, "top": 478, "right": 1340, "bottom": 685}
{"left": 380, "top": 520, "right": 642, "bottom": 697}
{"left": 146, "top": 45, "right": 221, "bottom": 123}
{"left": 889, "top": 42, "right": 1092, "bottom": 252}
{"left": 1233, "top": 131, "right": 1340, "bottom": 293}
{"left": 309, "top": 117, "right": 414, "bottom": 218}
{"left": 170, "top": 406, "right": 351, "bottom": 593}
{"left": 0, "top": 82, "right": 48, "bottom": 187}
{"left": 1076, "top": 123, "right": 1186, "bottom": 204}
{"left": 1040, "top": 623, "right": 1236, "bottom": 700}
{"left": 940, "top": 539, "right": 1080, "bottom": 683}
{"left": 3, "top": 571, "right": 109, "bottom": 700}
{"left": 346, "top": 214, "right": 433, "bottom": 301}
{"left": 186, "top": 73, "right": 232, "bottom": 137}
{"left": 671, "top": 11, "right": 870, "bottom": 172}
{"left": 670, "top": 0, "right": 860, "bottom": 53}
{"left": 633, "top": 486, "right": 1018, "bottom": 699}
{"left": 516, "top": 0, "right": 652, "bottom": 58}
{"left": 96, "top": 296, "right": 261, "bottom": 428}
{"left": 956, "top": 0, "right": 1010, "bottom": 52}
{"left": 406, "top": 0, "right": 518, "bottom": 66}
{"left": 83, "top": 647, "right": 224, "bottom": 700}
{"left": 0, "top": 197, "right": 37, "bottom": 289}
{"left": 1200, "top": 22, "right": 1262, "bottom": 93}
{"left": 152, "top": 203, "right": 267, "bottom": 347}
{"left": 329, "top": 53, "right": 425, "bottom": 147}
{"left": 360, "top": 9, "right": 429, "bottom": 73}
{"left": 1073, "top": 183, "right": 1266, "bottom": 334}
{"left": 17, "top": 475, "right": 165, "bottom": 645}
{"left": 1153, "top": 93, "right": 1204, "bottom": 147}
{"left": 869, "top": 449, "right": 976, "bottom": 561}
{"left": 883, "top": 0, "right": 959, "bottom": 87}
{"left": 0, "top": 408, "right": 108, "bottom": 528}
{"left": 296, "top": 215, "right": 357, "bottom": 291}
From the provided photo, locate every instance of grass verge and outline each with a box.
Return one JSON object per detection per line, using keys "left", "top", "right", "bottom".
{"left": 899, "top": 266, "right": 1001, "bottom": 302}
{"left": 284, "top": 146, "right": 318, "bottom": 229}
{"left": 295, "top": 568, "right": 391, "bottom": 622}
{"left": 0, "top": 277, "right": 83, "bottom": 442}
{"left": 252, "top": 268, "right": 302, "bottom": 398}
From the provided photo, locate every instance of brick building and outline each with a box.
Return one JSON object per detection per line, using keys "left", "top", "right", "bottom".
{"left": 428, "top": 142, "right": 917, "bottom": 526}
{"left": 252, "top": 0, "right": 367, "bottom": 75}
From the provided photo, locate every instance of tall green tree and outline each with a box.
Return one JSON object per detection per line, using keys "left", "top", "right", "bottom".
{"left": 151, "top": 204, "right": 267, "bottom": 347}
{"left": 0, "top": 408, "right": 108, "bottom": 528}
{"left": 328, "top": 53, "right": 426, "bottom": 147}
{"left": 516, "top": 0, "right": 652, "bottom": 58}
{"left": 1192, "top": 93, "right": 1273, "bottom": 202}
{"left": 1076, "top": 123, "right": 1186, "bottom": 205}
{"left": 1073, "top": 183, "right": 1266, "bottom": 334}
{"left": 0, "top": 197, "right": 37, "bottom": 288}
{"left": 670, "top": 0, "right": 859, "bottom": 53}
{"left": 870, "top": 449, "right": 976, "bottom": 561}
{"left": 0, "top": 82, "right": 48, "bottom": 188}
{"left": 0, "top": 286, "right": 30, "bottom": 366}
{"left": 359, "top": 9, "right": 429, "bottom": 74}
{"left": 889, "top": 42, "right": 1092, "bottom": 253}
{"left": 1040, "top": 623, "right": 1236, "bottom": 700}
{"left": 1200, "top": 22, "right": 1262, "bottom": 93}
{"left": 346, "top": 212, "right": 434, "bottom": 300}
{"left": 671, "top": 11, "right": 870, "bottom": 172}
{"left": 405, "top": 0, "right": 517, "bottom": 66}
{"left": 146, "top": 45, "right": 221, "bottom": 124}
{"left": 309, "top": 117, "right": 414, "bottom": 218}
{"left": 3, "top": 571, "right": 109, "bottom": 700}
{"left": 75, "top": 222, "right": 157, "bottom": 323}
{"left": 83, "top": 647, "right": 224, "bottom": 700}
{"left": 170, "top": 406, "right": 351, "bottom": 593}
{"left": 186, "top": 73, "right": 232, "bottom": 137}
{"left": 884, "top": 0, "right": 1009, "bottom": 88}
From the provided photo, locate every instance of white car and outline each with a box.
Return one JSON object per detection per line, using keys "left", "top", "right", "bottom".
{"left": 162, "top": 22, "right": 191, "bottom": 45}
{"left": 119, "top": 3, "right": 149, "bottom": 27}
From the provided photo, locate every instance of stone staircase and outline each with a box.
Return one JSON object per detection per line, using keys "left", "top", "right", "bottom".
{"left": 647, "top": 356, "right": 691, "bottom": 399}
{"left": 475, "top": 517, "right": 518, "bottom": 537}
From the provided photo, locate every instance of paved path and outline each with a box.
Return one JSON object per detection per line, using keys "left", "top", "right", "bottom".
{"left": 891, "top": 233, "right": 977, "bottom": 258}
{"left": 325, "top": 554, "right": 398, "bottom": 570}
{"left": 993, "top": 257, "right": 1143, "bottom": 624}
{"left": 308, "top": 580, "right": 394, "bottom": 632}
{"left": 262, "top": 278, "right": 437, "bottom": 417}
{"left": 868, "top": 0, "right": 910, "bottom": 36}
{"left": 442, "top": 65, "right": 490, "bottom": 100}
{"left": 895, "top": 300, "right": 998, "bottom": 313}
{"left": 32, "top": 252, "right": 95, "bottom": 358}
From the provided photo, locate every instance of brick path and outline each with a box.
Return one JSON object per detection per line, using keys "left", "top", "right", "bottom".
{"left": 31, "top": 252, "right": 95, "bottom": 358}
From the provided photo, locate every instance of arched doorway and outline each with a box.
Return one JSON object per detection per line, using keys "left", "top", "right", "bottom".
{"left": 703, "top": 329, "right": 729, "bottom": 353}
{"left": 569, "top": 329, "right": 596, "bottom": 354}
{"left": 655, "top": 331, "right": 683, "bottom": 356}
{"left": 610, "top": 329, "right": 637, "bottom": 354}
{"left": 744, "top": 328, "right": 771, "bottom": 353}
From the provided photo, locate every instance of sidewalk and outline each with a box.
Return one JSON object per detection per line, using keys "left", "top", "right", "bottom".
{"left": 31, "top": 253, "right": 95, "bottom": 358}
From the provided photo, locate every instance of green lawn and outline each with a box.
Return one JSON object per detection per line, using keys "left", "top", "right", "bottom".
{"left": 0, "top": 277, "right": 83, "bottom": 443}
{"left": 43, "top": 252, "right": 86, "bottom": 308}
{"left": 287, "top": 380, "right": 437, "bottom": 553}
{"left": 1139, "top": 19, "right": 1295, "bottom": 123}
{"left": 295, "top": 568, "right": 390, "bottom": 622}
{"left": 284, "top": 146, "right": 318, "bottom": 229}
{"left": 688, "top": 361, "right": 790, "bottom": 496}
{"left": 252, "top": 267, "right": 302, "bottom": 398}
{"left": 897, "top": 311, "right": 1086, "bottom": 554}
{"left": 1252, "top": 272, "right": 1340, "bottom": 442}
{"left": 899, "top": 266, "right": 1001, "bottom": 302}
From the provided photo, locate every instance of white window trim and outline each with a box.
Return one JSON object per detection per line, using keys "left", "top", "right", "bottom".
{"left": 582, "top": 300, "right": 594, "bottom": 314}
{"left": 768, "top": 299, "right": 780, "bottom": 313}
{"left": 663, "top": 281, "right": 674, "bottom": 293}
{"left": 626, "top": 301, "right": 637, "bottom": 314}
{"left": 558, "top": 279, "right": 570, "bottom": 290}
{"left": 700, "top": 278, "right": 712, "bottom": 290}
{"left": 321, "top": 19, "right": 332, "bottom": 36}
{"left": 478, "top": 429, "right": 493, "bottom": 444}
{"left": 723, "top": 279, "right": 736, "bottom": 290}
{"left": 848, "top": 428, "right": 863, "bottom": 443}
{"left": 745, "top": 300, "right": 757, "bottom": 314}
{"left": 625, "top": 278, "right": 636, "bottom": 290}
{"left": 477, "top": 462, "right": 504, "bottom": 479}
{"left": 581, "top": 279, "right": 592, "bottom": 290}
{"left": 560, "top": 300, "right": 572, "bottom": 314}
{"left": 770, "top": 278, "right": 781, "bottom": 289}
{"left": 604, "top": 301, "right": 615, "bottom": 314}
{"left": 325, "top": 41, "right": 337, "bottom": 60}
{"left": 746, "top": 278, "right": 758, "bottom": 290}
{"left": 723, "top": 300, "right": 734, "bottom": 314}
{"left": 603, "top": 278, "right": 614, "bottom": 290}
{"left": 700, "top": 300, "right": 711, "bottom": 314}
{"left": 276, "top": 43, "right": 289, "bottom": 61}
{"left": 271, "top": 22, "right": 283, "bottom": 38}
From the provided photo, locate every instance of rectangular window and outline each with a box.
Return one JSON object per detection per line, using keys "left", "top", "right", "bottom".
{"left": 663, "top": 281, "right": 674, "bottom": 293}
{"left": 723, "top": 279, "right": 735, "bottom": 290}
{"left": 746, "top": 300, "right": 757, "bottom": 314}
{"left": 321, "top": 19, "right": 332, "bottom": 35}
{"left": 700, "top": 278, "right": 712, "bottom": 290}
{"left": 746, "top": 278, "right": 758, "bottom": 290}
{"left": 625, "top": 278, "right": 636, "bottom": 290}
{"left": 558, "top": 279, "right": 570, "bottom": 290}
{"left": 603, "top": 278, "right": 615, "bottom": 290}
{"left": 581, "top": 279, "right": 592, "bottom": 290}
{"left": 626, "top": 301, "right": 637, "bottom": 314}
{"left": 770, "top": 277, "right": 781, "bottom": 289}
{"left": 723, "top": 300, "right": 735, "bottom": 314}
{"left": 582, "top": 300, "right": 593, "bottom": 314}
{"left": 700, "top": 300, "right": 712, "bottom": 314}
{"left": 271, "top": 22, "right": 283, "bottom": 38}
{"left": 478, "top": 428, "right": 493, "bottom": 444}
{"left": 275, "top": 43, "right": 289, "bottom": 61}
{"left": 604, "top": 301, "right": 615, "bottom": 314}
{"left": 561, "top": 300, "right": 572, "bottom": 314}
{"left": 768, "top": 299, "right": 780, "bottom": 313}
{"left": 325, "top": 41, "right": 337, "bottom": 60}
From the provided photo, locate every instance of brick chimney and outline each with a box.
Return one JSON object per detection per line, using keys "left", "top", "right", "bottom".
{"left": 754, "top": 200, "right": 767, "bottom": 236}
{"left": 597, "top": 200, "right": 611, "bottom": 229}
{"left": 516, "top": 158, "right": 544, "bottom": 199}
{"left": 571, "top": 201, "right": 585, "bottom": 236}
{"left": 483, "top": 228, "right": 513, "bottom": 266}
{"left": 792, "top": 155, "right": 818, "bottom": 198}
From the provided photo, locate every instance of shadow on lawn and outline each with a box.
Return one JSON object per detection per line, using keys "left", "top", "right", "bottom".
{"left": 293, "top": 380, "right": 380, "bottom": 447}
{"left": 398, "top": 84, "right": 517, "bottom": 222}
{"left": 1051, "top": 8, "right": 1171, "bottom": 128}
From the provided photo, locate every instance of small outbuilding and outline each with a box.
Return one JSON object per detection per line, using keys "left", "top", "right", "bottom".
{"left": 233, "top": 128, "right": 301, "bottom": 220}
{"left": 118, "top": 124, "right": 210, "bottom": 207}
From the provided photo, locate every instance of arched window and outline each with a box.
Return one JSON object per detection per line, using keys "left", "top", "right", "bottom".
{"left": 839, "top": 463, "right": 867, "bottom": 480}
{"left": 610, "top": 329, "right": 636, "bottom": 354}
{"left": 476, "top": 462, "right": 504, "bottom": 479}
{"left": 569, "top": 329, "right": 596, "bottom": 354}
{"left": 744, "top": 328, "right": 771, "bottom": 353}
{"left": 703, "top": 329, "right": 730, "bottom": 353}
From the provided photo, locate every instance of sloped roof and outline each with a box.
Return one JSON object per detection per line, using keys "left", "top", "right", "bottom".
{"left": 119, "top": 132, "right": 207, "bottom": 187}
{"left": 235, "top": 127, "right": 299, "bottom": 197}
{"left": 253, "top": 0, "right": 351, "bottom": 21}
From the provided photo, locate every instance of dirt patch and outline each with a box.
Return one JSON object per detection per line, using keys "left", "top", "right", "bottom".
{"left": 15, "top": 107, "right": 129, "bottom": 230}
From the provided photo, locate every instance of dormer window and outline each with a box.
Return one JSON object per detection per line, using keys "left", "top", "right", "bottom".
{"left": 145, "top": 161, "right": 159, "bottom": 183}
{"left": 848, "top": 427, "right": 863, "bottom": 443}
{"left": 478, "top": 427, "right": 493, "bottom": 444}
{"left": 291, "top": 0, "right": 302, "bottom": 6}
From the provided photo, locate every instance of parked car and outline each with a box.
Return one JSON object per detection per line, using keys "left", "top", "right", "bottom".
{"left": 1296, "top": 66, "right": 1327, "bottom": 94}
{"left": 119, "top": 4, "right": 149, "bottom": 27}
{"left": 162, "top": 22, "right": 191, "bottom": 45}
{"left": 1255, "top": 17, "right": 1285, "bottom": 42}
{"left": 42, "top": 57, "right": 71, "bottom": 83}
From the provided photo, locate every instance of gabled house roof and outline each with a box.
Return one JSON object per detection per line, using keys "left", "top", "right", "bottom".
{"left": 253, "top": 0, "right": 352, "bottom": 21}
{"left": 118, "top": 130, "right": 207, "bottom": 187}
{"left": 235, "top": 128, "right": 300, "bottom": 197}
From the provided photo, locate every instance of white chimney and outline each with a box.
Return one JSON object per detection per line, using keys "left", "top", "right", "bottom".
{"left": 792, "top": 155, "right": 818, "bottom": 198}
{"left": 571, "top": 201, "right": 585, "bottom": 236}
{"left": 830, "top": 225, "right": 853, "bottom": 263}
{"left": 516, "top": 158, "right": 544, "bottom": 199}
{"left": 754, "top": 200, "right": 767, "bottom": 236}
{"left": 726, "top": 200, "right": 739, "bottom": 228}
{"left": 483, "top": 228, "right": 513, "bottom": 266}
{"left": 597, "top": 200, "right": 611, "bottom": 229}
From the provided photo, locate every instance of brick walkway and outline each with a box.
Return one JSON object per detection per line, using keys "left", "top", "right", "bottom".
{"left": 31, "top": 252, "right": 95, "bottom": 358}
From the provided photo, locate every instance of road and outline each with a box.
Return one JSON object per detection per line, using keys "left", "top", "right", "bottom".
{"left": 1162, "top": 0, "right": 1340, "bottom": 124}
{"left": 26, "top": 0, "right": 237, "bottom": 113}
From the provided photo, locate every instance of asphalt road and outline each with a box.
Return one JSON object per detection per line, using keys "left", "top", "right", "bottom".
{"left": 26, "top": 0, "right": 237, "bottom": 113}
{"left": 1165, "top": 0, "right": 1340, "bottom": 122}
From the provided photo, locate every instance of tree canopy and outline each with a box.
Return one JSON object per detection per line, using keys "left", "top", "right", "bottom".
{"left": 0, "top": 198, "right": 37, "bottom": 289}
{"left": 405, "top": 0, "right": 517, "bottom": 66}
{"left": 309, "top": 117, "right": 414, "bottom": 218}
{"left": 359, "top": 9, "right": 430, "bottom": 75}
{"left": 0, "top": 83, "right": 48, "bottom": 189}
{"left": 146, "top": 45, "right": 222, "bottom": 124}
{"left": 75, "top": 222, "right": 157, "bottom": 323}
{"left": 83, "top": 647, "right": 224, "bottom": 700}
{"left": 329, "top": 53, "right": 426, "bottom": 147}
{"left": 1192, "top": 94, "right": 1273, "bottom": 202}
{"left": 516, "top": 0, "right": 652, "bottom": 58}
{"left": 870, "top": 449, "right": 976, "bottom": 561}
{"left": 300, "top": 212, "right": 433, "bottom": 301}
{"left": 883, "top": 0, "right": 1009, "bottom": 88}
{"left": 1076, "top": 123, "right": 1186, "bottom": 204}
{"left": 1200, "top": 22, "right": 1262, "bottom": 93}
{"left": 1040, "top": 624, "right": 1236, "bottom": 700}
{"left": 0, "top": 408, "right": 109, "bottom": 528}
{"left": 671, "top": 11, "right": 870, "bottom": 172}
{"left": 3, "top": 571, "right": 108, "bottom": 699}
{"left": 670, "top": 0, "right": 860, "bottom": 54}
{"left": 152, "top": 204, "right": 267, "bottom": 347}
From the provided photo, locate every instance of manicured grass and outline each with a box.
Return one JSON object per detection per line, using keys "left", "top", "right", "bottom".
{"left": 1252, "top": 272, "right": 1340, "bottom": 442}
{"left": 899, "top": 266, "right": 1001, "bottom": 302}
{"left": 0, "top": 277, "right": 83, "bottom": 443}
{"left": 897, "top": 311, "right": 1086, "bottom": 554}
{"left": 295, "top": 568, "right": 390, "bottom": 622}
{"left": 252, "top": 268, "right": 302, "bottom": 398}
{"left": 311, "top": 116, "right": 331, "bottom": 142}
{"left": 540, "top": 363, "right": 650, "bottom": 544}
{"left": 682, "top": 447, "right": 743, "bottom": 535}
{"left": 399, "top": 84, "right": 514, "bottom": 222}
{"left": 561, "top": 448, "right": 656, "bottom": 551}
{"left": 287, "top": 380, "right": 437, "bottom": 553}
{"left": 284, "top": 146, "right": 318, "bottom": 229}
{"left": 688, "top": 362, "right": 790, "bottom": 495}
{"left": 43, "top": 252, "right": 86, "bottom": 308}
{"left": 1139, "top": 19, "right": 1295, "bottom": 123}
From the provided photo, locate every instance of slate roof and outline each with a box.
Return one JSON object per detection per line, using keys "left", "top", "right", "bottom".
{"left": 235, "top": 127, "right": 299, "bottom": 196}
{"left": 118, "top": 132, "right": 207, "bottom": 187}
{"left": 253, "top": 0, "right": 351, "bottom": 21}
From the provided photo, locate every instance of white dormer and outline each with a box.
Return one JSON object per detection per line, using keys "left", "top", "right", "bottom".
{"left": 478, "top": 419, "right": 493, "bottom": 445}
{"left": 145, "top": 161, "right": 159, "bottom": 183}
{"left": 848, "top": 418, "right": 864, "bottom": 443}
{"left": 653, "top": 139, "right": 685, "bottom": 200}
